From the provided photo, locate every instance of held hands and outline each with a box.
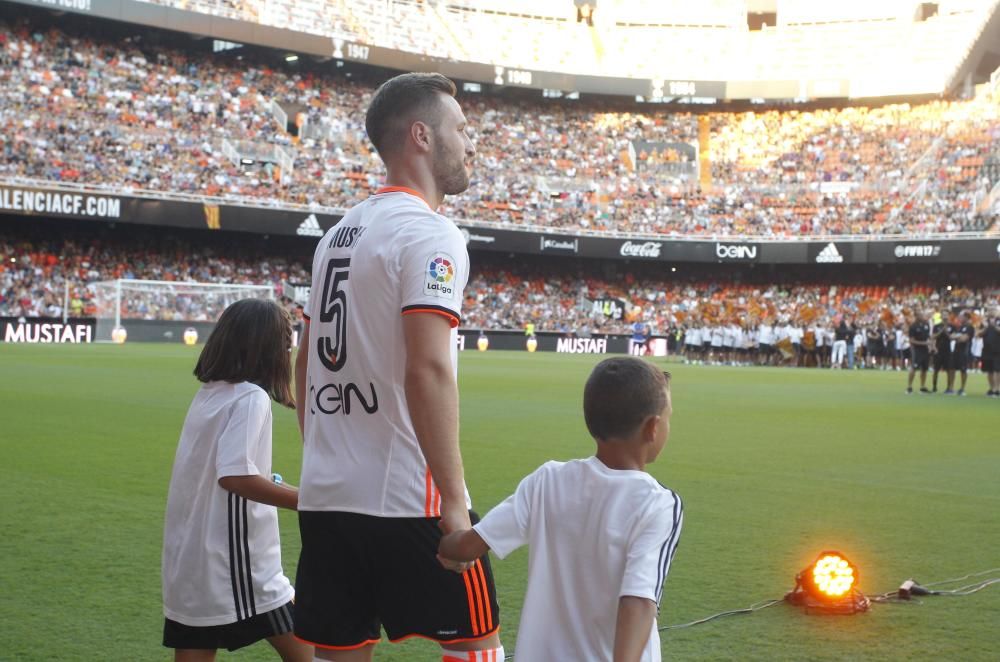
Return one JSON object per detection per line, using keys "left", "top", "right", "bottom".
{"left": 437, "top": 501, "right": 475, "bottom": 574}
{"left": 436, "top": 552, "right": 473, "bottom": 574}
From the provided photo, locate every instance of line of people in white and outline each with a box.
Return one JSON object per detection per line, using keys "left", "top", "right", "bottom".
{"left": 679, "top": 320, "right": 988, "bottom": 370}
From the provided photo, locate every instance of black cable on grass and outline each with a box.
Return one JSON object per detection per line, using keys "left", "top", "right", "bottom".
{"left": 658, "top": 568, "right": 1000, "bottom": 630}
{"left": 659, "top": 598, "right": 783, "bottom": 631}
{"left": 503, "top": 569, "right": 998, "bottom": 659}
{"left": 924, "top": 568, "right": 1000, "bottom": 587}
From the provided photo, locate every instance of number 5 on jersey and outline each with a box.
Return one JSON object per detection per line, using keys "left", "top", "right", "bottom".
{"left": 318, "top": 258, "right": 350, "bottom": 372}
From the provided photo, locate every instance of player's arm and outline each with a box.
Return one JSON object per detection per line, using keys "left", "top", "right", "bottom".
{"left": 219, "top": 475, "right": 298, "bottom": 510}
{"left": 294, "top": 320, "right": 310, "bottom": 438}
{"left": 403, "top": 312, "right": 468, "bottom": 533}
{"left": 439, "top": 528, "right": 489, "bottom": 564}
{"left": 613, "top": 596, "right": 657, "bottom": 662}
{"left": 439, "top": 472, "right": 535, "bottom": 571}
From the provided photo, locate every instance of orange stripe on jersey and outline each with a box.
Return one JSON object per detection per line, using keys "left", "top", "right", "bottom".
{"left": 475, "top": 560, "right": 494, "bottom": 631}
{"left": 461, "top": 570, "right": 481, "bottom": 635}
{"left": 424, "top": 468, "right": 434, "bottom": 518}
{"left": 433, "top": 482, "right": 442, "bottom": 517}
{"left": 401, "top": 307, "right": 460, "bottom": 328}
{"left": 375, "top": 186, "right": 433, "bottom": 210}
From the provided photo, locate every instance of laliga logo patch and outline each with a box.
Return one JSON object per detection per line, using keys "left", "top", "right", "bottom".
{"left": 428, "top": 256, "right": 454, "bottom": 283}
{"left": 425, "top": 254, "right": 456, "bottom": 298}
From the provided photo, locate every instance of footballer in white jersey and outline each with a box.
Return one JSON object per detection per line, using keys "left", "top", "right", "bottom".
{"left": 292, "top": 73, "right": 503, "bottom": 660}
{"left": 298, "top": 188, "right": 471, "bottom": 517}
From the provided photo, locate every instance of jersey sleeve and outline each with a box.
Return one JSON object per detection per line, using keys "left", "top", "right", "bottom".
{"left": 472, "top": 467, "right": 540, "bottom": 560}
{"left": 398, "top": 219, "right": 469, "bottom": 328}
{"left": 619, "top": 490, "right": 684, "bottom": 606}
{"left": 215, "top": 390, "right": 270, "bottom": 479}
{"left": 302, "top": 233, "right": 328, "bottom": 322}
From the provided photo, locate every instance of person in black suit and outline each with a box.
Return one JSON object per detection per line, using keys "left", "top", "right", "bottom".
{"left": 906, "top": 311, "right": 931, "bottom": 394}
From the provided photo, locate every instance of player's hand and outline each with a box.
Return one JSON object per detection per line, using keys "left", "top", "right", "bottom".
{"left": 437, "top": 502, "right": 474, "bottom": 573}
{"left": 436, "top": 553, "right": 470, "bottom": 574}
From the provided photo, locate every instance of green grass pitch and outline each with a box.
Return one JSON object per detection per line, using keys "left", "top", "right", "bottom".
{"left": 1, "top": 343, "right": 998, "bottom": 661}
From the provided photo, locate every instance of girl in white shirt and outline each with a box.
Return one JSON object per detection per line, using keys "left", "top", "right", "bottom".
{"left": 162, "top": 299, "right": 311, "bottom": 662}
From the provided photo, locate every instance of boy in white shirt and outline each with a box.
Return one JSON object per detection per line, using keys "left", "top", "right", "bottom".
{"left": 439, "top": 358, "right": 683, "bottom": 662}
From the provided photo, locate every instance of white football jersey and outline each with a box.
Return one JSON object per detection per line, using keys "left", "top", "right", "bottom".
{"left": 475, "top": 457, "right": 683, "bottom": 662}
{"left": 758, "top": 324, "right": 774, "bottom": 345}
{"left": 300, "top": 188, "right": 471, "bottom": 517}
{"left": 162, "top": 382, "right": 293, "bottom": 626}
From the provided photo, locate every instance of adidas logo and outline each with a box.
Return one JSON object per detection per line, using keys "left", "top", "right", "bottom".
{"left": 815, "top": 242, "right": 844, "bottom": 263}
{"left": 296, "top": 214, "right": 323, "bottom": 237}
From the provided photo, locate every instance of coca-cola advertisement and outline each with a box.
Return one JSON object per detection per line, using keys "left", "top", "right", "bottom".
{"left": 619, "top": 240, "right": 663, "bottom": 259}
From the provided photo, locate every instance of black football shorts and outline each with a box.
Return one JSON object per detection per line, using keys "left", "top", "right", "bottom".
{"left": 294, "top": 510, "right": 499, "bottom": 650}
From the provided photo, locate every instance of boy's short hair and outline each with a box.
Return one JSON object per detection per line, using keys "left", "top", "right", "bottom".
{"left": 583, "top": 358, "right": 669, "bottom": 442}
{"left": 194, "top": 298, "right": 294, "bottom": 408}
{"left": 365, "top": 72, "right": 457, "bottom": 158}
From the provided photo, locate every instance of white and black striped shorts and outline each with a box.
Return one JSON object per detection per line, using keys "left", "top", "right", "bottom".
{"left": 163, "top": 601, "right": 294, "bottom": 652}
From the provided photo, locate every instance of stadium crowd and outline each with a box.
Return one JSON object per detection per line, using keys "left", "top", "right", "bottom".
{"left": 4, "top": 227, "right": 997, "bottom": 374}
{"left": 2, "top": 17, "right": 999, "bottom": 238}
{"left": 0, "top": 226, "right": 309, "bottom": 320}
{"left": 463, "top": 262, "right": 998, "bottom": 363}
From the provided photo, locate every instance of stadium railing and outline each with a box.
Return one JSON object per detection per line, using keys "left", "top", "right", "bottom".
{"left": 0, "top": 176, "right": 338, "bottom": 214}
{"left": 2, "top": 175, "right": 996, "bottom": 243}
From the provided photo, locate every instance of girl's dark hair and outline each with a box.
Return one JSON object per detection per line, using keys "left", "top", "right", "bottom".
{"left": 583, "top": 358, "right": 669, "bottom": 442}
{"left": 194, "top": 298, "right": 294, "bottom": 408}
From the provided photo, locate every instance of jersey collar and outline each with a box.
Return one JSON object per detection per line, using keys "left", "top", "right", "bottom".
{"left": 375, "top": 186, "right": 433, "bottom": 210}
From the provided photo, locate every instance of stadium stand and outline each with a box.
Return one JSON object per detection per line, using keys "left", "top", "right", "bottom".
{"left": 0, "top": 220, "right": 309, "bottom": 320}
{"left": 2, "top": 14, "right": 999, "bottom": 237}
{"left": 135, "top": 0, "right": 995, "bottom": 94}
{"left": 3, "top": 219, "right": 995, "bottom": 341}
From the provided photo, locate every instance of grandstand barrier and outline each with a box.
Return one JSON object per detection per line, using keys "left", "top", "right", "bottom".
{"left": 3, "top": 181, "right": 999, "bottom": 264}
{"left": 0, "top": 316, "right": 668, "bottom": 352}
{"left": 0, "top": 182, "right": 339, "bottom": 236}
{"left": 98, "top": 318, "right": 220, "bottom": 344}
{"left": 0, "top": 317, "right": 237, "bottom": 345}
{"left": 459, "top": 227, "right": 1000, "bottom": 264}
{"left": 456, "top": 330, "right": 669, "bottom": 355}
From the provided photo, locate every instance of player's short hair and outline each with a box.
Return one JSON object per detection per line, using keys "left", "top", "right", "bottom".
{"left": 365, "top": 72, "right": 457, "bottom": 158}
{"left": 583, "top": 357, "right": 670, "bottom": 442}
{"left": 194, "top": 298, "right": 294, "bottom": 408}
